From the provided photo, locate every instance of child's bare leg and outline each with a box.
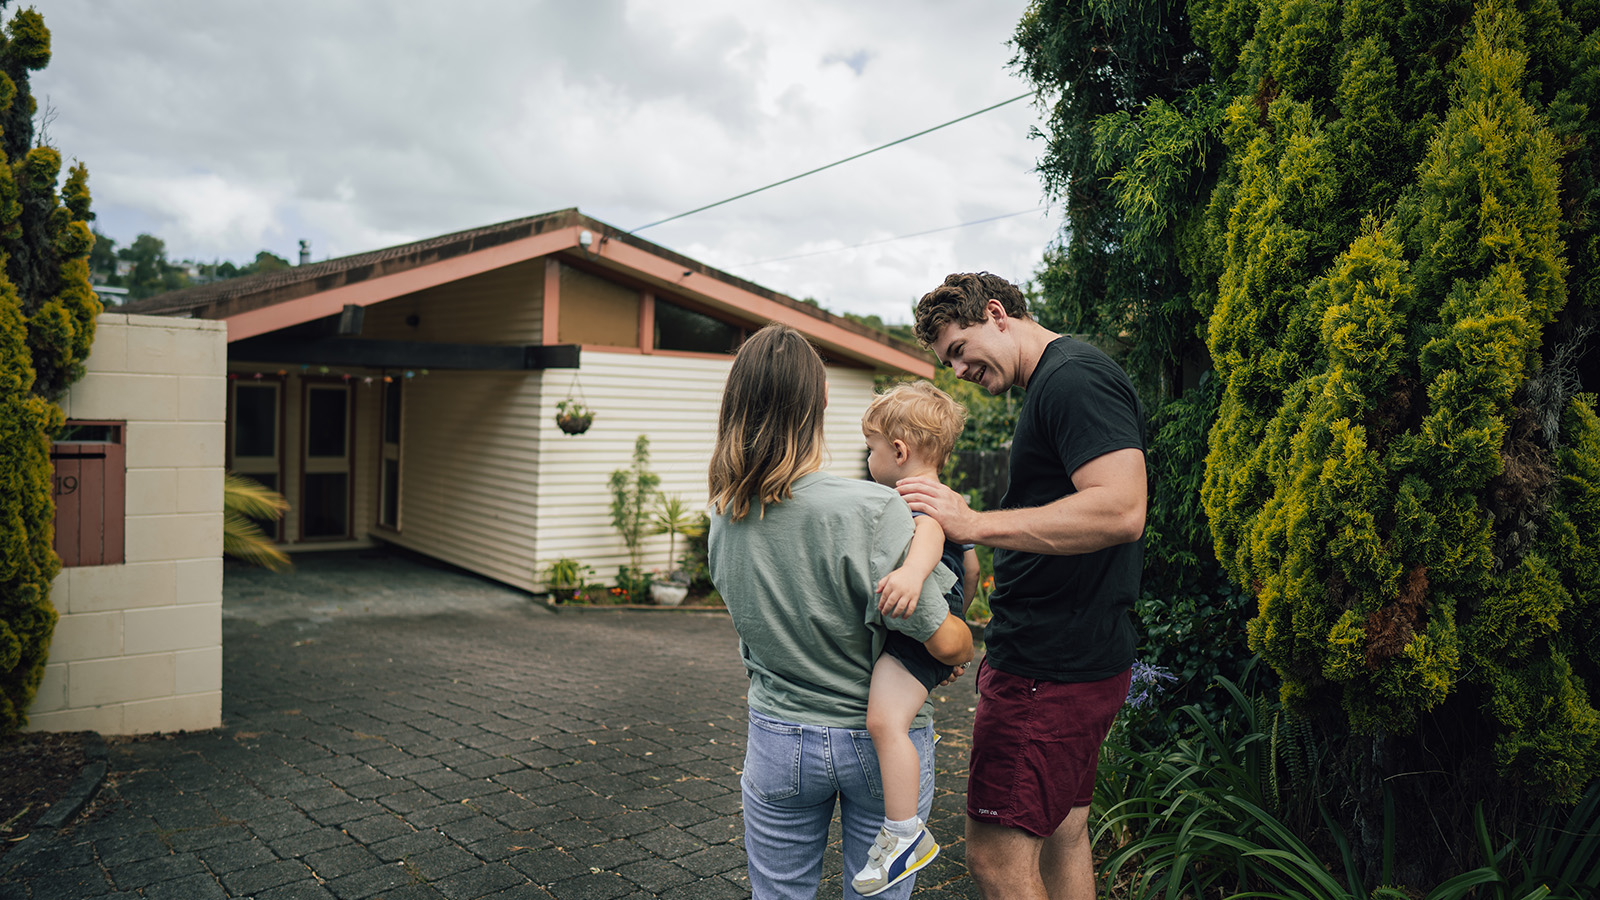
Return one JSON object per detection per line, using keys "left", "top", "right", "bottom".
{"left": 866, "top": 655, "right": 930, "bottom": 822}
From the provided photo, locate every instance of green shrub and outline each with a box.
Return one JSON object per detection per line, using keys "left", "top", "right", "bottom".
{"left": 0, "top": 6, "right": 96, "bottom": 735}
{"left": 608, "top": 435, "right": 660, "bottom": 577}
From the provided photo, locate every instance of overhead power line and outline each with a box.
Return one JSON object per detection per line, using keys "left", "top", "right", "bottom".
{"left": 722, "top": 206, "right": 1049, "bottom": 269}
{"left": 628, "top": 91, "right": 1033, "bottom": 233}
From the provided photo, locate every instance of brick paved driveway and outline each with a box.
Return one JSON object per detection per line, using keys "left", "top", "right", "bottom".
{"left": 2, "top": 550, "right": 979, "bottom": 899}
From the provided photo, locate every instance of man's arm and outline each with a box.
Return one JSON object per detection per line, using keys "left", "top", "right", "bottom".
{"left": 897, "top": 447, "right": 1146, "bottom": 554}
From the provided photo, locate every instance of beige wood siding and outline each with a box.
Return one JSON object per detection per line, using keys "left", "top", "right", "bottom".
{"left": 530, "top": 351, "right": 877, "bottom": 590}
{"left": 379, "top": 369, "right": 544, "bottom": 590}
{"left": 361, "top": 259, "right": 544, "bottom": 344}
{"left": 351, "top": 378, "right": 380, "bottom": 542}
{"left": 822, "top": 369, "right": 876, "bottom": 480}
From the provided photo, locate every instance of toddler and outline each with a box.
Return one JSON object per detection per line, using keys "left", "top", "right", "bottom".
{"left": 854, "top": 381, "right": 978, "bottom": 896}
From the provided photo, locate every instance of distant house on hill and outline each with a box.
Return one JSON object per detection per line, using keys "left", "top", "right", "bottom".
{"left": 123, "top": 208, "right": 934, "bottom": 593}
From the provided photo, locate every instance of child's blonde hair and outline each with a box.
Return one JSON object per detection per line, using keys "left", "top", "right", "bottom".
{"left": 861, "top": 381, "right": 967, "bottom": 473}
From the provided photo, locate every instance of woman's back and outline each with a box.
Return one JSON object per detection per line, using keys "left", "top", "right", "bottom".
{"left": 710, "top": 471, "right": 950, "bottom": 729}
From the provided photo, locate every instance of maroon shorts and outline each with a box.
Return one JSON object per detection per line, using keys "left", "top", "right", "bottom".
{"left": 967, "top": 659, "right": 1131, "bottom": 837}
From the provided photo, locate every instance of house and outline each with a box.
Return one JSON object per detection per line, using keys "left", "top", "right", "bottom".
{"left": 123, "top": 208, "right": 935, "bottom": 594}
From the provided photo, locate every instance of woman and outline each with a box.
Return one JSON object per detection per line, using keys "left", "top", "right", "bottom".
{"left": 708, "top": 324, "right": 973, "bottom": 899}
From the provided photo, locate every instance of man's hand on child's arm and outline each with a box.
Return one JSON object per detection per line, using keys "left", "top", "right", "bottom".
{"left": 876, "top": 567, "right": 922, "bottom": 618}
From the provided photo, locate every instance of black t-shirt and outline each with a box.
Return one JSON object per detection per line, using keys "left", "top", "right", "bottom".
{"left": 986, "top": 337, "right": 1145, "bottom": 682}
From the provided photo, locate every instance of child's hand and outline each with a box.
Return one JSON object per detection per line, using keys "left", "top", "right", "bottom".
{"left": 875, "top": 568, "right": 922, "bottom": 619}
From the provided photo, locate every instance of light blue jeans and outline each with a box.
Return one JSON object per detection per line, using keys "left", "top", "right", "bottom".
{"left": 742, "top": 708, "right": 936, "bottom": 900}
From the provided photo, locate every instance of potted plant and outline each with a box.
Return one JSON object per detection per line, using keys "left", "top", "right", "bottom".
{"left": 555, "top": 398, "right": 594, "bottom": 435}
{"left": 649, "top": 568, "right": 689, "bottom": 606}
{"left": 540, "top": 556, "right": 592, "bottom": 603}
{"left": 648, "top": 494, "right": 703, "bottom": 606}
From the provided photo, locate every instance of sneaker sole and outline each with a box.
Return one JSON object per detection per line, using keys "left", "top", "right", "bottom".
{"left": 856, "top": 840, "right": 940, "bottom": 897}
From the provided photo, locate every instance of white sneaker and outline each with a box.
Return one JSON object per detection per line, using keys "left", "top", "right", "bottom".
{"left": 851, "top": 822, "right": 939, "bottom": 896}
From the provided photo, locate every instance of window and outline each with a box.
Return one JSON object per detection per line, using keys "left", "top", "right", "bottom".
{"left": 654, "top": 299, "right": 743, "bottom": 354}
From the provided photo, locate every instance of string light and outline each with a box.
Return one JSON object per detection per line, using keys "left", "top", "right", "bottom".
{"left": 226, "top": 368, "right": 434, "bottom": 386}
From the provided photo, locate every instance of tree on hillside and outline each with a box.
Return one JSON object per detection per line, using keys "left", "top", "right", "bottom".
{"left": 1015, "top": 0, "right": 1599, "bottom": 887}
{"left": 0, "top": 1, "right": 98, "bottom": 735}
{"left": 117, "top": 232, "right": 189, "bottom": 299}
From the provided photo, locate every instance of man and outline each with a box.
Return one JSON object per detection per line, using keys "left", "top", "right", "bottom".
{"left": 897, "top": 272, "right": 1146, "bottom": 900}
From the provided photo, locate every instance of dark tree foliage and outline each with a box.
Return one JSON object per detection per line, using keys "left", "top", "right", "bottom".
{"left": 0, "top": 1, "right": 97, "bottom": 735}
{"left": 1014, "top": 0, "right": 1248, "bottom": 724}
{"left": 1015, "top": 0, "right": 1600, "bottom": 887}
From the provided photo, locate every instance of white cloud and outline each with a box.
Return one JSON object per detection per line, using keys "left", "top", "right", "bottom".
{"left": 34, "top": 0, "right": 1058, "bottom": 322}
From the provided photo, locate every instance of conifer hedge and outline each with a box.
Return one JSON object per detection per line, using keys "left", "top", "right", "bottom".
{"left": 1015, "top": 0, "right": 1600, "bottom": 842}
{"left": 0, "top": 4, "right": 97, "bottom": 735}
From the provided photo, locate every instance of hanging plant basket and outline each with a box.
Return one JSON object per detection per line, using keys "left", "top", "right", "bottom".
{"left": 555, "top": 377, "right": 594, "bottom": 435}
{"left": 556, "top": 408, "right": 593, "bottom": 435}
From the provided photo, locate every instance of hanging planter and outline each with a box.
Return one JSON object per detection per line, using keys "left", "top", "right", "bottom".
{"left": 554, "top": 374, "right": 594, "bottom": 435}
{"left": 555, "top": 398, "right": 594, "bottom": 435}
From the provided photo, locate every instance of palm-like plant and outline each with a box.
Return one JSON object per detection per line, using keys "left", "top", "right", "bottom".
{"left": 223, "top": 473, "right": 291, "bottom": 572}
{"left": 651, "top": 493, "right": 703, "bottom": 581}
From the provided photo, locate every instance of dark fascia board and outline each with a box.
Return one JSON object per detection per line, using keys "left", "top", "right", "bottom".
{"left": 230, "top": 336, "right": 581, "bottom": 370}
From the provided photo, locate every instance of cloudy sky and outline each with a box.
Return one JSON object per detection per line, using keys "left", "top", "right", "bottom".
{"left": 34, "top": 0, "right": 1060, "bottom": 325}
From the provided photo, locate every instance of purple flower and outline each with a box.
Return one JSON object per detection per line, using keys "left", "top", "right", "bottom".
{"left": 1126, "top": 660, "right": 1177, "bottom": 709}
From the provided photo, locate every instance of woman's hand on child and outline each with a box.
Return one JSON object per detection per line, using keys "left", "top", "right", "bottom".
{"left": 875, "top": 569, "right": 922, "bottom": 618}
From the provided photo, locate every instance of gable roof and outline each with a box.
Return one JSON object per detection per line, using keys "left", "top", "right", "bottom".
{"left": 124, "top": 208, "right": 935, "bottom": 376}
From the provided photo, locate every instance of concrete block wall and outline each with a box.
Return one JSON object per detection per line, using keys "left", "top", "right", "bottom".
{"left": 29, "top": 313, "right": 227, "bottom": 734}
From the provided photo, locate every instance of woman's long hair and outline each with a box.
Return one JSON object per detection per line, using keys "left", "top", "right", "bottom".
{"left": 709, "top": 324, "right": 827, "bottom": 522}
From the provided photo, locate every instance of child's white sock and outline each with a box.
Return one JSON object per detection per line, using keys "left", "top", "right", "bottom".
{"left": 883, "top": 815, "right": 921, "bottom": 838}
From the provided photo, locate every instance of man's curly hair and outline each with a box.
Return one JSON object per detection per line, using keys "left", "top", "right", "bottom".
{"left": 912, "top": 271, "right": 1030, "bottom": 348}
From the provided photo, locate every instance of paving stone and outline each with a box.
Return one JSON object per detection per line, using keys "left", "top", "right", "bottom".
{"left": 432, "top": 862, "right": 527, "bottom": 900}
{"left": 94, "top": 830, "right": 172, "bottom": 866}
{"left": 167, "top": 823, "right": 255, "bottom": 853}
{"left": 657, "top": 874, "right": 752, "bottom": 900}
{"left": 306, "top": 844, "right": 384, "bottom": 880}
{"left": 402, "top": 845, "right": 479, "bottom": 882}
{"left": 438, "top": 813, "right": 511, "bottom": 846}
{"left": 371, "top": 885, "right": 447, "bottom": 900}
{"left": 678, "top": 843, "right": 749, "bottom": 878}
{"left": 269, "top": 826, "right": 356, "bottom": 858}
{"left": 367, "top": 829, "right": 455, "bottom": 863}
{"left": 405, "top": 801, "right": 480, "bottom": 829}
{"left": 220, "top": 859, "right": 313, "bottom": 896}
{"left": 232, "top": 800, "right": 316, "bottom": 834}
{"left": 254, "top": 881, "right": 339, "bottom": 900}
{"left": 344, "top": 813, "right": 415, "bottom": 844}
{"left": 541, "top": 872, "right": 634, "bottom": 900}
{"left": 535, "top": 820, "right": 607, "bottom": 850}
{"left": 201, "top": 837, "right": 279, "bottom": 873}
{"left": 619, "top": 857, "right": 700, "bottom": 891}
{"left": 16, "top": 864, "right": 115, "bottom": 899}
{"left": 475, "top": 886, "right": 553, "bottom": 900}
{"left": 508, "top": 848, "right": 588, "bottom": 885}
{"left": 289, "top": 786, "right": 359, "bottom": 812}
{"left": 140, "top": 872, "right": 228, "bottom": 900}
{"left": 108, "top": 852, "right": 210, "bottom": 891}
{"left": 567, "top": 839, "right": 649, "bottom": 871}
{"left": 326, "top": 863, "right": 417, "bottom": 900}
